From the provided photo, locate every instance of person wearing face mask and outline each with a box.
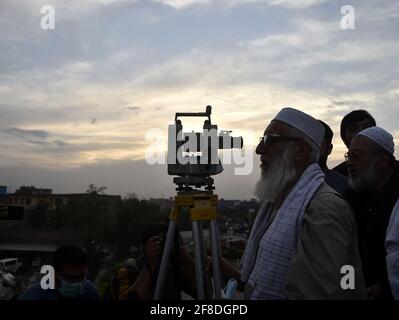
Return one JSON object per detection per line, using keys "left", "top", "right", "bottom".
{"left": 22, "top": 245, "right": 100, "bottom": 300}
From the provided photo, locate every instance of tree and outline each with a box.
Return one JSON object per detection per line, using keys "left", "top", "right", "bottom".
{"left": 47, "top": 202, "right": 67, "bottom": 229}
{"left": 56, "top": 185, "right": 119, "bottom": 247}
{"left": 15, "top": 185, "right": 51, "bottom": 194}
{"left": 27, "top": 202, "right": 48, "bottom": 228}
{"left": 114, "top": 195, "right": 166, "bottom": 260}
{"left": 86, "top": 184, "right": 107, "bottom": 195}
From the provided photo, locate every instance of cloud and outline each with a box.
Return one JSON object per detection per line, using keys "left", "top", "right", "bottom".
{"left": 2, "top": 127, "right": 50, "bottom": 140}
{"left": 16, "top": 0, "right": 141, "bottom": 19}
{"left": 359, "top": 0, "right": 399, "bottom": 23}
{"left": 27, "top": 140, "right": 51, "bottom": 145}
{"left": 332, "top": 100, "right": 359, "bottom": 106}
{"left": 126, "top": 106, "right": 141, "bottom": 113}
{"left": 152, "top": 0, "right": 328, "bottom": 9}
{"left": 254, "top": 0, "right": 328, "bottom": 9}
{"left": 152, "top": 0, "right": 211, "bottom": 9}
{"left": 1, "top": 127, "right": 71, "bottom": 148}
{"left": 53, "top": 140, "right": 68, "bottom": 147}
{"left": 0, "top": 0, "right": 398, "bottom": 198}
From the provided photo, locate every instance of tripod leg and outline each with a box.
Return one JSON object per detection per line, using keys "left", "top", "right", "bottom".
{"left": 198, "top": 221, "right": 213, "bottom": 299}
{"left": 154, "top": 220, "right": 176, "bottom": 300}
{"left": 210, "top": 219, "right": 223, "bottom": 299}
{"left": 192, "top": 220, "right": 205, "bottom": 299}
{"left": 198, "top": 221, "right": 206, "bottom": 263}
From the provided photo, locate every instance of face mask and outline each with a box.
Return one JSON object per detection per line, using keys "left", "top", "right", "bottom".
{"left": 59, "top": 280, "right": 85, "bottom": 299}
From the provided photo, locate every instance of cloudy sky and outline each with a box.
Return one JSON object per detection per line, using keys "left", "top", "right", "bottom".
{"left": 0, "top": 0, "right": 398, "bottom": 199}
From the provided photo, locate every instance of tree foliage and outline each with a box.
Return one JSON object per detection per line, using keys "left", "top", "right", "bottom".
{"left": 86, "top": 184, "right": 107, "bottom": 195}
{"left": 23, "top": 184, "right": 168, "bottom": 261}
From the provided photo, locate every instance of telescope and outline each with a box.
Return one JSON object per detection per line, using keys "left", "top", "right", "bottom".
{"left": 156, "top": 106, "right": 242, "bottom": 299}
{"left": 167, "top": 105, "right": 243, "bottom": 191}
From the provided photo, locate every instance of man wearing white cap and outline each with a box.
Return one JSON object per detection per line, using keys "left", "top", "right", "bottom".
{"left": 347, "top": 126, "right": 399, "bottom": 299}
{"left": 220, "top": 107, "right": 366, "bottom": 299}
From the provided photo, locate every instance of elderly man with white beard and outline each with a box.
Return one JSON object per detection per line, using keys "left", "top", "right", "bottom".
{"left": 347, "top": 126, "right": 399, "bottom": 300}
{"left": 220, "top": 107, "right": 366, "bottom": 300}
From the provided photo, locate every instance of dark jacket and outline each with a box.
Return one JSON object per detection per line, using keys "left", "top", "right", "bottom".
{"left": 349, "top": 173, "right": 399, "bottom": 299}
{"left": 324, "top": 168, "right": 351, "bottom": 197}
{"left": 333, "top": 161, "right": 348, "bottom": 177}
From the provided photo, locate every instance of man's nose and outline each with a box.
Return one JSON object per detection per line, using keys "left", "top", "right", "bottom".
{"left": 256, "top": 140, "right": 265, "bottom": 155}
{"left": 346, "top": 156, "right": 356, "bottom": 168}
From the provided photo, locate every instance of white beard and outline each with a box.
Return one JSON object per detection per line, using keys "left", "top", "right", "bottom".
{"left": 348, "top": 158, "right": 378, "bottom": 192}
{"left": 254, "top": 147, "right": 298, "bottom": 202}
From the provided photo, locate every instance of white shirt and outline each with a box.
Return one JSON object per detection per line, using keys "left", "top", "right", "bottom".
{"left": 386, "top": 199, "right": 399, "bottom": 299}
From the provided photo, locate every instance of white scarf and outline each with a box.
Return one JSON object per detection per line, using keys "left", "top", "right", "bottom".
{"left": 241, "top": 163, "right": 325, "bottom": 299}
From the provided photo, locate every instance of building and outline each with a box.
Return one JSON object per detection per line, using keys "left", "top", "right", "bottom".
{"left": 0, "top": 187, "right": 122, "bottom": 250}
{"left": 0, "top": 189, "right": 120, "bottom": 211}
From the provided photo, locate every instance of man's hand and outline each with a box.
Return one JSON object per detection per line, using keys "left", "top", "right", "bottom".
{"left": 205, "top": 256, "right": 245, "bottom": 292}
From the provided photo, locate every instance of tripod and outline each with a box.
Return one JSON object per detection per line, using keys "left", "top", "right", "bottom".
{"left": 154, "top": 191, "right": 224, "bottom": 300}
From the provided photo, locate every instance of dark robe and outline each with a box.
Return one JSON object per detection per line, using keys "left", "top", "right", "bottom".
{"left": 350, "top": 173, "right": 399, "bottom": 299}
{"left": 333, "top": 161, "right": 348, "bottom": 177}
{"left": 324, "top": 168, "right": 351, "bottom": 197}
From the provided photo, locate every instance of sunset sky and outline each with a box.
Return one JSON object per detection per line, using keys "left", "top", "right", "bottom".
{"left": 0, "top": 0, "right": 398, "bottom": 199}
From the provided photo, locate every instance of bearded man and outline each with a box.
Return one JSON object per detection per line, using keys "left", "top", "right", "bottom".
{"left": 221, "top": 107, "right": 366, "bottom": 300}
{"left": 347, "top": 126, "right": 399, "bottom": 299}
{"left": 333, "top": 109, "right": 376, "bottom": 176}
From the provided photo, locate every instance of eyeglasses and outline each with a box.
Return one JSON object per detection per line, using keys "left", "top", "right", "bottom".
{"left": 259, "top": 134, "right": 303, "bottom": 146}
{"left": 344, "top": 151, "right": 381, "bottom": 161}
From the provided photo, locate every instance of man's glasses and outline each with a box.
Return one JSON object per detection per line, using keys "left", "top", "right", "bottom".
{"left": 259, "top": 134, "right": 303, "bottom": 146}
{"left": 344, "top": 151, "right": 381, "bottom": 161}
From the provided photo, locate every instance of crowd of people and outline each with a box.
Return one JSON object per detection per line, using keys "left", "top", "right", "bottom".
{"left": 21, "top": 108, "right": 399, "bottom": 300}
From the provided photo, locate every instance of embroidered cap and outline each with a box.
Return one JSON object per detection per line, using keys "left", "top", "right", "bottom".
{"left": 273, "top": 107, "right": 325, "bottom": 148}
{"left": 357, "top": 126, "right": 395, "bottom": 155}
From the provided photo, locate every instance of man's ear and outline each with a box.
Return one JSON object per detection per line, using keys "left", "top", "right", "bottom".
{"left": 378, "top": 152, "right": 392, "bottom": 169}
{"left": 343, "top": 131, "right": 350, "bottom": 148}
{"left": 294, "top": 141, "right": 309, "bottom": 162}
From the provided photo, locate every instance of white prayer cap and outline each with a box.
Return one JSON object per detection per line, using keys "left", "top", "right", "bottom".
{"left": 357, "top": 126, "right": 395, "bottom": 155}
{"left": 273, "top": 107, "right": 325, "bottom": 148}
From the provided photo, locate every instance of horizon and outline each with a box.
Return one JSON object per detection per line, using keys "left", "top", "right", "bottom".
{"left": 1, "top": 0, "right": 398, "bottom": 199}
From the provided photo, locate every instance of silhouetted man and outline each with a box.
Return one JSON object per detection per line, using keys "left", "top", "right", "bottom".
{"left": 347, "top": 126, "right": 399, "bottom": 299}
{"left": 333, "top": 110, "right": 376, "bottom": 176}
{"left": 220, "top": 107, "right": 366, "bottom": 299}
{"left": 318, "top": 120, "right": 350, "bottom": 196}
